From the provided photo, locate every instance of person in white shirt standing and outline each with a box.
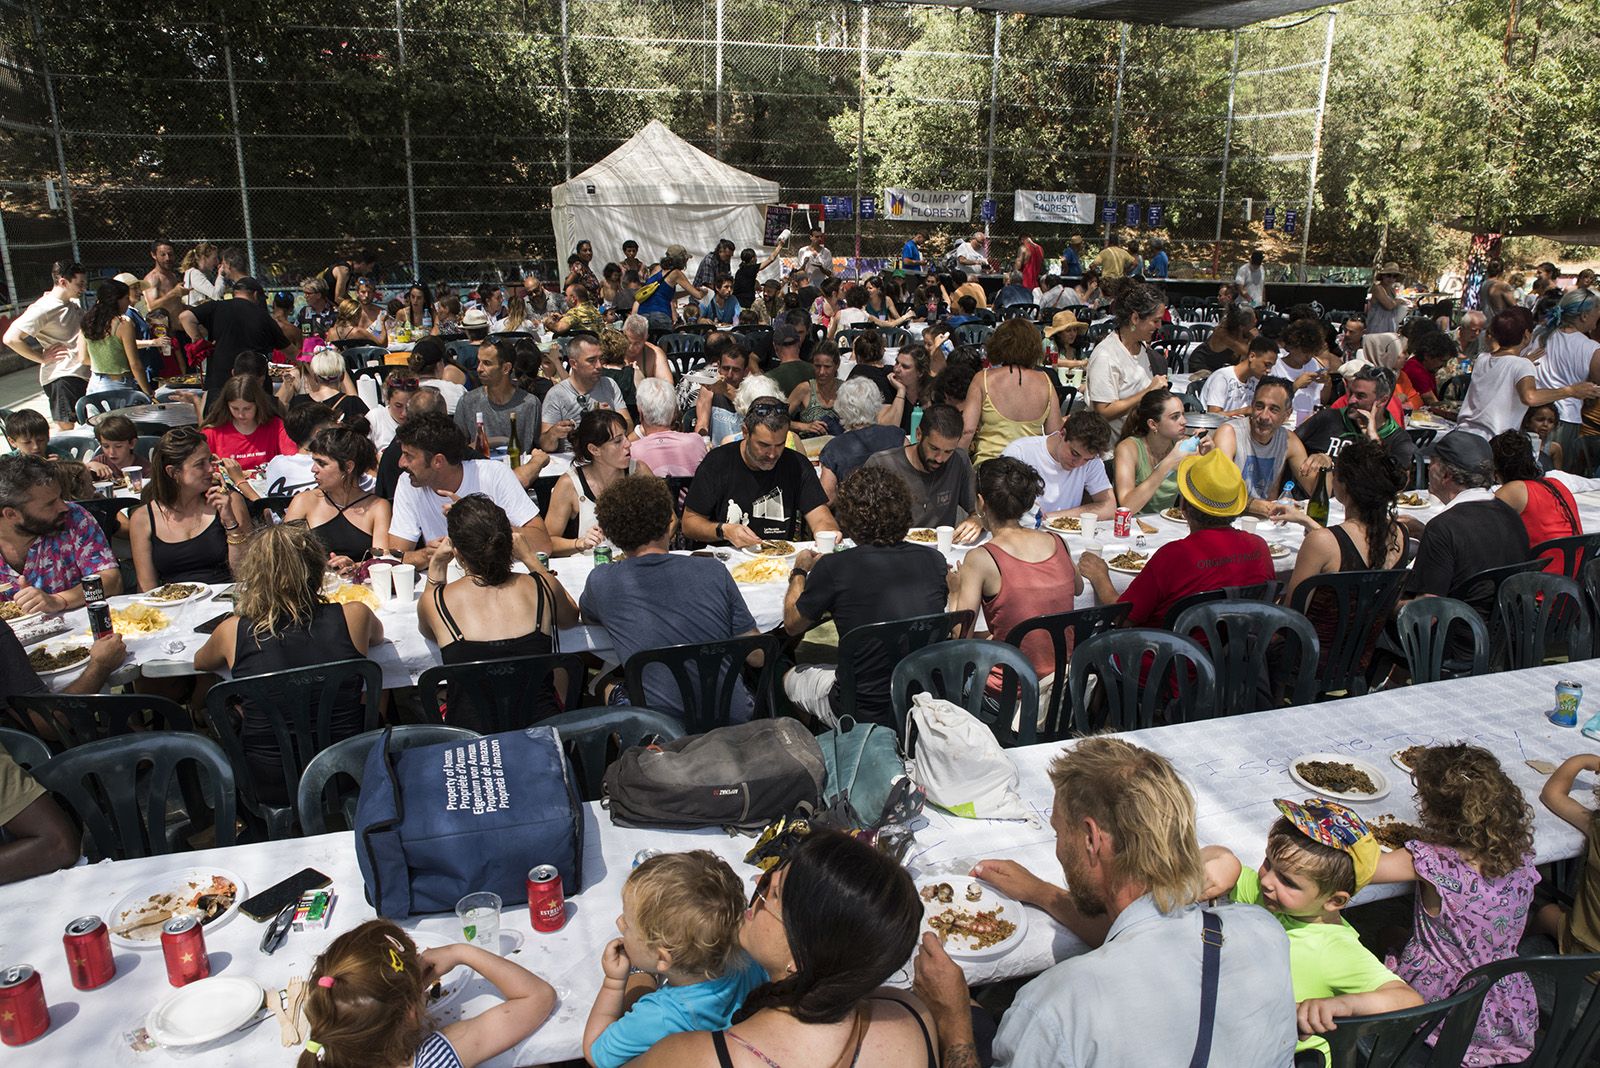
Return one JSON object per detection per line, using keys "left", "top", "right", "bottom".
{"left": 1458, "top": 305, "right": 1600, "bottom": 439}
{"left": 3, "top": 261, "right": 88, "bottom": 431}
{"left": 1085, "top": 282, "right": 1169, "bottom": 435}
{"left": 1234, "top": 249, "right": 1266, "bottom": 307}
{"left": 795, "top": 227, "right": 834, "bottom": 286}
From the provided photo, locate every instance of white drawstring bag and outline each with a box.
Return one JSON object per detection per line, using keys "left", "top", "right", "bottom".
{"left": 905, "top": 692, "right": 1031, "bottom": 820}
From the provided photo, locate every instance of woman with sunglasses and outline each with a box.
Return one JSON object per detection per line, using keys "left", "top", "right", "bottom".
{"left": 284, "top": 425, "right": 392, "bottom": 572}
{"left": 632, "top": 831, "right": 936, "bottom": 1068}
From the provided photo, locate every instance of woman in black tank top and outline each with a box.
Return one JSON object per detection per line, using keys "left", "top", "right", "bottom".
{"left": 283, "top": 424, "right": 393, "bottom": 571}
{"left": 129, "top": 426, "right": 252, "bottom": 590}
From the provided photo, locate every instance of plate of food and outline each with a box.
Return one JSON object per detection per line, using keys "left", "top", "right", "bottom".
{"left": 1160, "top": 506, "right": 1188, "bottom": 524}
{"left": 0, "top": 600, "right": 40, "bottom": 626}
{"left": 1268, "top": 542, "right": 1290, "bottom": 559}
{"left": 1391, "top": 745, "right": 1428, "bottom": 774}
{"left": 324, "top": 583, "right": 380, "bottom": 610}
{"left": 1395, "top": 492, "right": 1432, "bottom": 510}
{"left": 407, "top": 930, "right": 473, "bottom": 1012}
{"left": 1046, "top": 515, "right": 1081, "bottom": 534}
{"left": 1105, "top": 549, "right": 1149, "bottom": 575}
{"left": 905, "top": 528, "right": 940, "bottom": 544}
{"left": 145, "top": 975, "right": 265, "bottom": 1048}
{"left": 731, "top": 557, "right": 791, "bottom": 584}
{"left": 1370, "top": 816, "right": 1424, "bottom": 852}
{"left": 1288, "top": 753, "right": 1390, "bottom": 803}
{"left": 28, "top": 640, "right": 92, "bottom": 677}
{"left": 741, "top": 539, "right": 797, "bottom": 559}
{"left": 918, "top": 878, "right": 1026, "bottom": 959}
{"left": 108, "top": 869, "right": 246, "bottom": 949}
{"left": 138, "top": 582, "right": 208, "bottom": 607}
{"left": 102, "top": 603, "right": 171, "bottom": 637}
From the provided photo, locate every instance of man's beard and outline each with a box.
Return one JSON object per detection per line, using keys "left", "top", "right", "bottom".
{"left": 18, "top": 513, "right": 65, "bottom": 538}
{"left": 1061, "top": 842, "right": 1107, "bottom": 918}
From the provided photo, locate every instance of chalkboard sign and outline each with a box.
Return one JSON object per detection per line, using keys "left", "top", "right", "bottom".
{"left": 763, "top": 206, "right": 792, "bottom": 246}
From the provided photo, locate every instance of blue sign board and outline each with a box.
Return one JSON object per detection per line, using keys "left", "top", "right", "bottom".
{"left": 1125, "top": 201, "right": 1140, "bottom": 227}
{"left": 1102, "top": 202, "right": 1116, "bottom": 223}
{"left": 980, "top": 198, "right": 997, "bottom": 223}
{"left": 821, "top": 196, "right": 853, "bottom": 220}
{"left": 1284, "top": 209, "right": 1298, "bottom": 235}
{"left": 1147, "top": 203, "right": 1163, "bottom": 228}
{"left": 859, "top": 197, "right": 877, "bottom": 220}
{"left": 1264, "top": 206, "right": 1276, "bottom": 231}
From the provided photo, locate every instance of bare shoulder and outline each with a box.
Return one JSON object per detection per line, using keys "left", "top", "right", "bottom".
{"left": 629, "top": 1029, "right": 714, "bottom": 1066}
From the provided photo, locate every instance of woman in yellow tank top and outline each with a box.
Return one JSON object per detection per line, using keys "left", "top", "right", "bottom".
{"left": 961, "top": 318, "right": 1064, "bottom": 463}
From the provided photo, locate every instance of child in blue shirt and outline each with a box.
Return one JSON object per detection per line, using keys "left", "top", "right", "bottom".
{"left": 583, "top": 850, "right": 767, "bottom": 1068}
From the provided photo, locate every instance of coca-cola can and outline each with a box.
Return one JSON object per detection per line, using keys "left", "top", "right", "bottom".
{"left": 160, "top": 915, "right": 209, "bottom": 987}
{"left": 62, "top": 916, "right": 115, "bottom": 991}
{"left": 0, "top": 964, "right": 50, "bottom": 1046}
{"left": 1113, "top": 507, "right": 1132, "bottom": 539}
{"left": 526, "top": 865, "right": 567, "bottom": 932}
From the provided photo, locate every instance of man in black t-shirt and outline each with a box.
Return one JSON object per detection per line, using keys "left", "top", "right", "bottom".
{"left": 682, "top": 398, "right": 837, "bottom": 546}
{"left": 782, "top": 464, "right": 950, "bottom": 727}
{"left": 179, "top": 276, "right": 291, "bottom": 397}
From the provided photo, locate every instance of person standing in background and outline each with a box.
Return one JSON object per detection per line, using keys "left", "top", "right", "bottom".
{"left": 1016, "top": 234, "right": 1045, "bottom": 291}
{"left": 1235, "top": 249, "right": 1266, "bottom": 306}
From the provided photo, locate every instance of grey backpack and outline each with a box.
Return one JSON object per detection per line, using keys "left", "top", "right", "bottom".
{"left": 602, "top": 719, "right": 825, "bottom": 834}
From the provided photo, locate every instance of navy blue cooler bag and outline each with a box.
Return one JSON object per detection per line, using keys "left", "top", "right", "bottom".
{"left": 355, "top": 726, "right": 584, "bottom": 917}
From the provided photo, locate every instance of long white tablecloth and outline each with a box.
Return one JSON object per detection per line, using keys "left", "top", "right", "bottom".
{"left": 5, "top": 661, "right": 1600, "bottom": 1065}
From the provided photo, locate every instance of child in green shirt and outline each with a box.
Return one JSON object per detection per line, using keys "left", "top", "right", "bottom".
{"left": 1204, "top": 797, "right": 1423, "bottom": 1066}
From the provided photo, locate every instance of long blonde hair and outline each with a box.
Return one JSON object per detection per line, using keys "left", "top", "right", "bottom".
{"left": 1048, "top": 736, "right": 1204, "bottom": 913}
{"left": 233, "top": 522, "right": 327, "bottom": 639}
{"left": 179, "top": 241, "right": 217, "bottom": 274}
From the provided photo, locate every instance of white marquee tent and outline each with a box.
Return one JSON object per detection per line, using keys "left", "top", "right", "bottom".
{"left": 550, "top": 121, "right": 781, "bottom": 270}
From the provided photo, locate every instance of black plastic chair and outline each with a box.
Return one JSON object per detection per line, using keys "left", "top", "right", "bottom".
{"left": 1394, "top": 596, "right": 1489, "bottom": 683}
{"left": 1172, "top": 601, "right": 1319, "bottom": 713}
{"left": 1582, "top": 556, "right": 1600, "bottom": 632}
{"left": 1456, "top": 953, "right": 1600, "bottom": 1068}
{"left": 1288, "top": 568, "right": 1408, "bottom": 699}
{"left": 1405, "top": 427, "right": 1437, "bottom": 450}
{"left": 541, "top": 705, "right": 684, "bottom": 802}
{"left": 75, "top": 388, "right": 150, "bottom": 425}
{"left": 295, "top": 724, "right": 480, "bottom": 836}
{"left": 1531, "top": 533, "right": 1600, "bottom": 579}
{"left": 6, "top": 692, "right": 194, "bottom": 751}
{"left": 836, "top": 611, "right": 974, "bottom": 729}
{"left": 72, "top": 496, "right": 140, "bottom": 542}
{"left": 953, "top": 323, "right": 994, "bottom": 348}
{"left": 624, "top": 632, "right": 781, "bottom": 735}
{"left": 659, "top": 332, "right": 706, "bottom": 357}
{"left": 30, "top": 732, "right": 237, "bottom": 861}
{"left": 1067, "top": 628, "right": 1217, "bottom": 732}
{"left": 890, "top": 639, "right": 1040, "bottom": 750}
{"left": 416, "top": 652, "right": 586, "bottom": 733}
{"left": 339, "top": 344, "right": 388, "bottom": 371}
{"left": 1324, "top": 971, "right": 1491, "bottom": 1068}
{"left": 878, "top": 326, "right": 912, "bottom": 348}
{"left": 46, "top": 433, "right": 98, "bottom": 461}
{"left": 1494, "top": 571, "right": 1593, "bottom": 669}
{"left": 0, "top": 725, "right": 51, "bottom": 770}
{"left": 1002, "top": 603, "right": 1131, "bottom": 741}
{"left": 1161, "top": 581, "right": 1281, "bottom": 630}
{"left": 1000, "top": 303, "right": 1039, "bottom": 321}
{"left": 445, "top": 338, "right": 479, "bottom": 370}
{"left": 1450, "top": 557, "right": 1546, "bottom": 620}
{"left": 247, "top": 495, "right": 295, "bottom": 524}
{"left": 204, "top": 658, "right": 382, "bottom": 839}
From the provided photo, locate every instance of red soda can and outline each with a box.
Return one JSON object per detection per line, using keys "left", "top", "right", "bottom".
{"left": 1113, "top": 507, "right": 1132, "bottom": 538}
{"left": 63, "top": 916, "right": 115, "bottom": 991}
{"left": 0, "top": 964, "right": 50, "bottom": 1046}
{"left": 526, "top": 865, "right": 567, "bottom": 932}
{"left": 160, "top": 915, "right": 209, "bottom": 987}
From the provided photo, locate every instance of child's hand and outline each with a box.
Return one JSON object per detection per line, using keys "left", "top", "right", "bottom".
{"left": 600, "top": 938, "right": 631, "bottom": 981}
{"left": 1297, "top": 995, "right": 1354, "bottom": 1036}
{"left": 418, "top": 946, "right": 458, "bottom": 986}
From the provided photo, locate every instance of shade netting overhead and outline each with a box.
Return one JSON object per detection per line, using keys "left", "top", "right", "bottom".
{"left": 550, "top": 121, "right": 780, "bottom": 268}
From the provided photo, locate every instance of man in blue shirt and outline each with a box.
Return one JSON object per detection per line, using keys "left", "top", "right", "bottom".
{"left": 698, "top": 275, "right": 742, "bottom": 325}
{"left": 1147, "top": 237, "right": 1170, "bottom": 279}
{"left": 901, "top": 232, "right": 926, "bottom": 273}
{"left": 1063, "top": 234, "right": 1085, "bottom": 278}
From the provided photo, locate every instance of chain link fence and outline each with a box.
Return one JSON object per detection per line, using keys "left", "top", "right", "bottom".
{"left": 0, "top": 0, "right": 1336, "bottom": 308}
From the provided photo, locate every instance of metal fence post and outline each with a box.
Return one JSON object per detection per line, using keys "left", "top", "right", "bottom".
{"left": 854, "top": 5, "right": 868, "bottom": 274}
{"left": 395, "top": 0, "right": 421, "bottom": 280}
{"left": 0, "top": 196, "right": 19, "bottom": 314}
{"left": 560, "top": 0, "right": 572, "bottom": 181}
{"left": 1104, "top": 23, "right": 1128, "bottom": 246}
{"left": 28, "top": 0, "right": 78, "bottom": 262}
{"left": 1215, "top": 31, "right": 1240, "bottom": 274}
{"left": 983, "top": 11, "right": 1001, "bottom": 245}
{"left": 221, "top": 38, "right": 256, "bottom": 276}
{"left": 1299, "top": 11, "right": 1336, "bottom": 283}
{"left": 714, "top": 0, "right": 725, "bottom": 158}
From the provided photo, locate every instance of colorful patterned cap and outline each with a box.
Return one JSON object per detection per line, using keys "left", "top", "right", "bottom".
{"left": 1273, "top": 797, "right": 1380, "bottom": 891}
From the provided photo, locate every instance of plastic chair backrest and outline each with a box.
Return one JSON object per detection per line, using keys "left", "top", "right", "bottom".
{"left": 1161, "top": 580, "right": 1280, "bottom": 630}
{"left": 1449, "top": 557, "right": 1546, "bottom": 618}
{"left": 836, "top": 611, "right": 974, "bottom": 729}
{"left": 445, "top": 339, "right": 479, "bottom": 369}
{"left": 295, "top": 724, "right": 480, "bottom": 836}
{"left": 75, "top": 388, "right": 149, "bottom": 425}
{"left": 1288, "top": 568, "right": 1408, "bottom": 698}
{"left": 1171, "top": 601, "right": 1319, "bottom": 712}
{"left": 203, "top": 658, "right": 381, "bottom": 838}
{"left": 540, "top": 705, "right": 684, "bottom": 802}
{"left": 416, "top": 652, "right": 586, "bottom": 733}
{"left": 1495, "top": 571, "right": 1592, "bottom": 669}
{"left": 1531, "top": 532, "right": 1600, "bottom": 579}
{"left": 1394, "top": 596, "right": 1489, "bottom": 683}
{"left": 890, "top": 639, "right": 1040, "bottom": 750}
{"left": 340, "top": 345, "right": 387, "bottom": 371}
{"left": 46, "top": 433, "right": 98, "bottom": 461}
{"left": 6, "top": 692, "right": 193, "bottom": 751}
{"left": 1000, "top": 303, "right": 1039, "bottom": 321}
{"left": 30, "top": 732, "right": 237, "bottom": 861}
{"left": 135, "top": 434, "right": 161, "bottom": 461}
{"left": 1457, "top": 954, "right": 1600, "bottom": 1068}
{"left": 879, "top": 327, "right": 912, "bottom": 348}
{"left": 623, "top": 632, "right": 779, "bottom": 735}
{"left": 1324, "top": 972, "right": 1491, "bottom": 1068}
{"left": 954, "top": 323, "right": 993, "bottom": 348}
{"left": 1582, "top": 556, "right": 1600, "bottom": 630}
{"left": 72, "top": 496, "right": 140, "bottom": 542}
{"left": 1067, "top": 628, "right": 1217, "bottom": 732}
{"left": 1001, "top": 603, "right": 1132, "bottom": 740}
{"left": 659, "top": 332, "right": 706, "bottom": 356}
{"left": 0, "top": 725, "right": 51, "bottom": 770}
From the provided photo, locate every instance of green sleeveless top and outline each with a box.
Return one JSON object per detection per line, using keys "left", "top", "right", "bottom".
{"left": 86, "top": 332, "right": 131, "bottom": 376}
{"left": 1133, "top": 436, "right": 1180, "bottom": 515}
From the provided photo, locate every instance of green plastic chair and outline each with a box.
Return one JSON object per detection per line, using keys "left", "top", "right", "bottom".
{"left": 541, "top": 705, "right": 684, "bottom": 801}
{"left": 1495, "top": 571, "right": 1593, "bottom": 669}
{"left": 296, "top": 724, "right": 480, "bottom": 836}
{"left": 0, "top": 726, "right": 51, "bottom": 770}
{"left": 836, "top": 610, "right": 974, "bottom": 730}
{"left": 1067, "top": 628, "right": 1216, "bottom": 732}
{"left": 624, "top": 633, "right": 780, "bottom": 735}
{"left": 1457, "top": 954, "right": 1600, "bottom": 1067}
{"left": 1324, "top": 971, "right": 1490, "bottom": 1067}
{"left": 7, "top": 691, "right": 193, "bottom": 751}
{"left": 416, "top": 652, "right": 586, "bottom": 733}
{"left": 1532, "top": 533, "right": 1600, "bottom": 579}
{"left": 1288, "top": 568, "right": 1408, "bottom": 699}
{"left": 1002, "top": 603, "right": 1131, "bottom": 741}
{"left": 1171, "top": 600, "right": 1319, "bottom": 712}
{"left": 30, "top": 732, "right": 237, "bottom": 861}
{"left": 1394, "top": 596, "right": 1489, "bottom": 684}
{"left": 890, "top": 639, "right": 1039, "bottom": 750}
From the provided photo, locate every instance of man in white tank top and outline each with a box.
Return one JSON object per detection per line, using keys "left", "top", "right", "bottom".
{"left": 1209, "top": 377, "right": 1309, "bottom": 515}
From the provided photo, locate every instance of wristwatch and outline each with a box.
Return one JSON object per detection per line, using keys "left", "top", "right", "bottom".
{"left": 715, "top": 523, "right": 725, "bottom": 542}
{"left": 790, "top": 567, "right": 809, "bottom": 581}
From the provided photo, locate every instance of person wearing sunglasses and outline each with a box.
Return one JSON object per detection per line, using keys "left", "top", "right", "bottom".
{"left": 681, "top": 396, "right": 836, "bottom": 549}
{"left": 631, "top": 831, "right": 937, "bottom": 1068}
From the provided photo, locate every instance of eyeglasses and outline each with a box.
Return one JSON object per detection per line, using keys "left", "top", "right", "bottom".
{"left": 387, "top": 376, "right": 419, "bottom": 393}
{"left": 747, "top": 400, "right": 788, "bottom": 420}
{"left": 747, "top": 867, "right": 778, "bottom": 915}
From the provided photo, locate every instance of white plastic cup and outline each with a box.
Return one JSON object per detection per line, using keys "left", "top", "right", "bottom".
{"left": 816, "top": 531, "right": 839, "bottom": 553}
{"left": 1078, "top": 515, "right": 1098, "bottom": 540}
{"left": 1238, "top": 516, "right": 1259, "bottom": 534}
{"left": 936, "top": 525, "right": 954, "bottom": 552}
{"left": 93, "top": 481, "right": 113, "bottom": 498}
{"left": 391, "top": 563, "right": 416, "bottom": 603}
{"left": 122, "top": 466, "right": 144, "bottom": 492}
{"left": 367, "top": 563, "right": 393, "bottom": 604}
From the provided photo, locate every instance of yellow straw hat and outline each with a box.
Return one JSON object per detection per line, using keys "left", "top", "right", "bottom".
{"left": 1176, "top": 448, "right": 1248, "bottom": 518}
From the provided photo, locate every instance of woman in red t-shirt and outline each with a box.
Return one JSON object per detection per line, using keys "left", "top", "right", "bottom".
{"left": 201, "top": 373, "right": 294, "bottom": 472}
{"left": 1491, "top": 429, "right": 1582, "bottom": 574}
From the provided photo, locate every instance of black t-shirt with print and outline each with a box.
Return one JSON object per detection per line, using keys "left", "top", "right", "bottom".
{"left": 684, "top": 441, "right": 827, "bottom": 541}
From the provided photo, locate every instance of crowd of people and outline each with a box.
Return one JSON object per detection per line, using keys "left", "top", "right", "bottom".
{"left": 1, "top": 231, "right": 1599, "bottom": 1068}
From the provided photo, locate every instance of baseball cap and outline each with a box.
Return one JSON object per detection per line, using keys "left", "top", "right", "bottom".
{"left": 772, "top": 321, "right": 802, "bottom": 346}
{"left": 1423, "top": 430, "right": 1492, "bottom": 479}
{"left": 1273, "top": 797, "right": 1379, "bottom": 891}
{"left": 112, "top": 272, "right": 141, "bottom": 287}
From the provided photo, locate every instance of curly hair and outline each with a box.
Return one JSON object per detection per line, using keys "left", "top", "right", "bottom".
{"left": 594, "top": 473, "right": 674, "bottom": 554}
{"left": 625, "top": 851, "right": 747, "bottom": 980}
{"left": 1489, "top": 429, "right": 1541, "bottom": 483}
{"left": 976, "top": 456, "right": 1044, "bottom": 523}
{"left": 1331, "top": 439, "right": 1406, "bottom": 567}
{"left": 1409, "top": 744, "right": 1534, "bottom": 880}
{"left": 833, "top": 465, "right": 912, "bottom": 545}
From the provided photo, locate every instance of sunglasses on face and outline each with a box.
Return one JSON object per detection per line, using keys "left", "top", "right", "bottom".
{"left": 748, "top": 866, "right": 778, "bottom": 913}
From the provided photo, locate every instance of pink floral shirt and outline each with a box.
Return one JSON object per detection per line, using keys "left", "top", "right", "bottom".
{"left": 0, "top": 502, "right": 118, "bottom": 595}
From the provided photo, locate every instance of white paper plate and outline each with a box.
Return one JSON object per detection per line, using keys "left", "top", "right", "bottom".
{"left": 918, "top": 878, "right": 1028, "bottom": 960}
{"left": 1160, "top": 508, "right": 1189, "bottom": 525}
{"left": 1396, "top": 496, "right": 1433, "bottom": 511}
{"left": 137, "top": 584, "right": 210, "bottom": 608}
{"left": 109, "top": 868, "right": 247, "bottom": 949}
{"left": 1391, "top": 747, "right": 1425, "bottom": 774}
{"left": 1268, "top": 542, "right": 1290, "bottom": 558}
{"left": 0, "top": 605, "right": 41, "bottom": 627}
{"left": 146, "top": 976, "right": 264, "bottom": 1048}
{"left": 904, "top": 528, "right": 942, "bottom": 546}
{"left": 31, "top": 640, "right": 93, "bottom": 677}
{"left": 1106, "top": 555, "right": 1150, "bottom": 576}
{"left": 1288, "top": 753, "right": 1390, "bottom": 802}
{"left": 740, "top": 541, "right": 798, "bottom": 560}
{"left": 1043, "top": 517, "right": 1084, "bottom": 536}
{"left": 408, "top": 929, "right": 473, "bottom": 1011}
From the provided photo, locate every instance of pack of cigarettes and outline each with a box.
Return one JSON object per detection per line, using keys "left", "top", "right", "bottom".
{"left": 292, "top": 889, "right": 335, "bottom": 931}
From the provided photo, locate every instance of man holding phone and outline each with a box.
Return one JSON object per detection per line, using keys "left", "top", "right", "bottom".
{"left": 1272, "top": 319, "right": 1336, "bottom": 427}
{"left": 1294, "top": 365, "right": 1418, "bottom": 484}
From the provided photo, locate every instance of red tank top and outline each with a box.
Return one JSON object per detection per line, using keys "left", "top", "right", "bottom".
{"left": 979, "top": 535, "right": 1079, "bottom": 693}
{"left": 1519, "top": 477, "right": 1582, "bottom": 574}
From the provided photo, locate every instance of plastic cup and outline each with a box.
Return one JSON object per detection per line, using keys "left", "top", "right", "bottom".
{"left": 936, "top": 525, "right": 954, "bottom": 552}
{"left": 93, "top": 481, "right": 113, "bottom": 498}
{"left": 367, "top": 563, "right": 393, "bottom": 604}
{"left": 816, "top": 531, "right": 839, "bottom": 553}
{"left": 1238, "top": 516, "right": 1259, "bottom": 534}
{"left": 391, "top": 563, "right": 416, "bottom": 603}
{"left": 122, "top": 467, "right": 144, "bottom": 492}
{"left": 1078, "top": 515, "right": 1098, "bottom": 540}
{"left": 456, "top": 892, "right": 502, "bottom": 952}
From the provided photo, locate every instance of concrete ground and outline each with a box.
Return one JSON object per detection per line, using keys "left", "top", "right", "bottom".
{"left": 0, "top": 366, "right": 49, "bottom": 419}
